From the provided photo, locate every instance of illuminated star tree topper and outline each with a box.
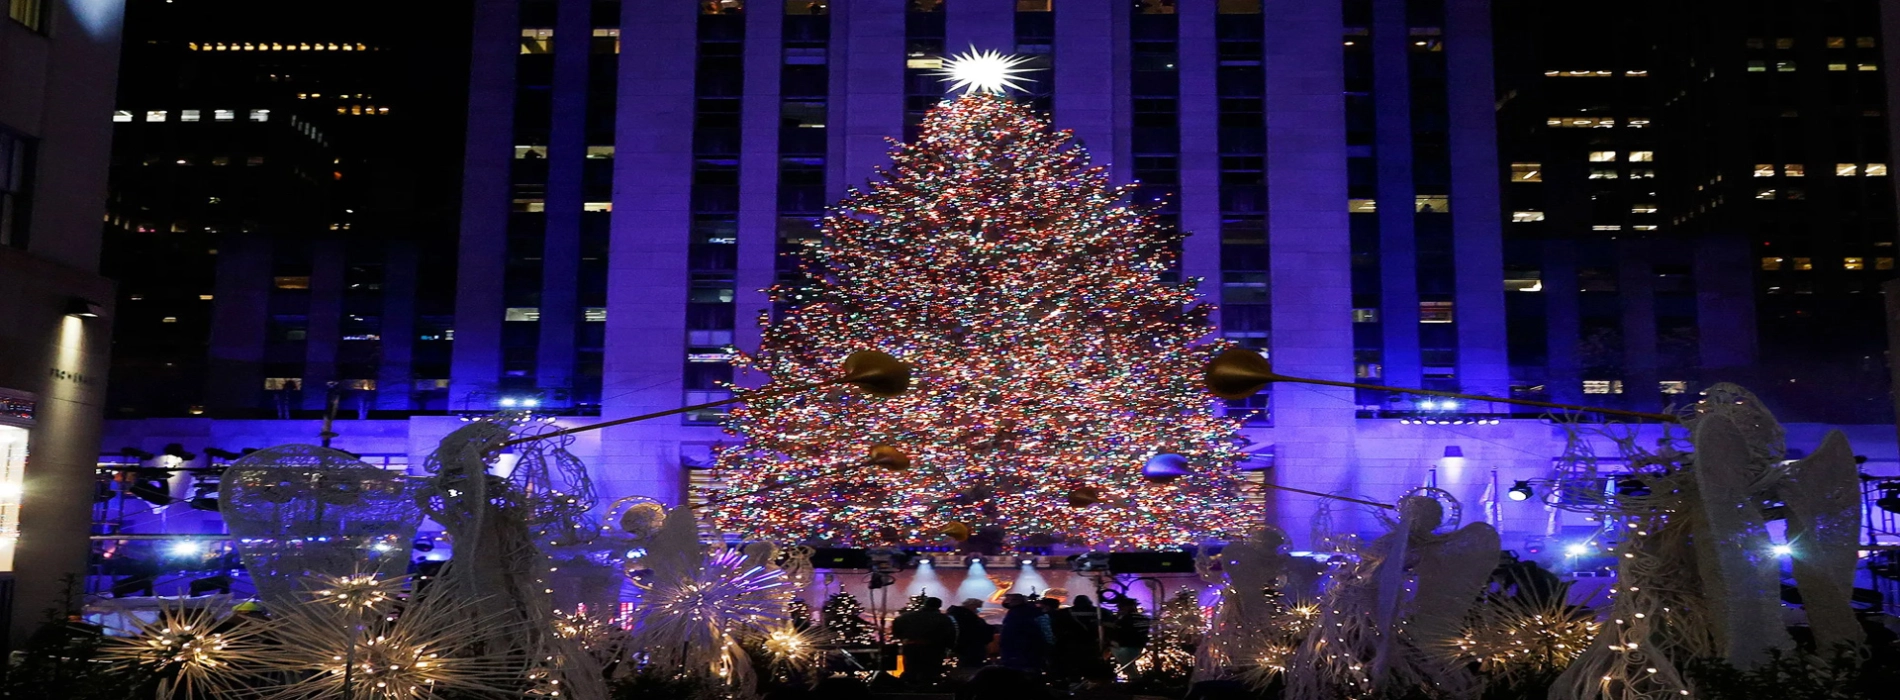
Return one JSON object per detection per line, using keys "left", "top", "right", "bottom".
{"left": 933, "top": 47, "right": 1036, "bottom": 95}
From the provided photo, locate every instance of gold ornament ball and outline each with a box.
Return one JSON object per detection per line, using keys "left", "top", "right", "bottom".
{"left": 619, "top": 502, "right": 667, "bottom": 538}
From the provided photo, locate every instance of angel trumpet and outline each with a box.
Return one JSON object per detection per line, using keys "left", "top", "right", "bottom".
{"left": 1204, "top": 347, "right": 1677, "bottom": 423}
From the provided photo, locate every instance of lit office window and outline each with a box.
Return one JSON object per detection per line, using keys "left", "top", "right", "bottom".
{"left": 1784, "top": 164, "right": 1804, "bottom": 177}
{"left": 1659, "top": 381, "right": 1688, "bottom": 394}
{"left": 215, "top": 109, "right": 235, "bottom": 121}
{"left": 1512, "top": 211, "right": 1546, "bottom": 222}
{"left": 592, "top": 28, "right": 620, "bottom": 54}
{"left": 1861, "top": 64, "right": 1879, "bottom": 72}
{"left": 1348, "top": 199, "right": 1376, "bottom": 213}
{"left": 504, "top": 307, "right": 541, "bottom": 322}
{"left": 1829, "top": 63, "right": 1848, "bottom": 71}
{"left": 1793, "top": 258, "right": 1813, "bottom": 271}
{"left": 1858, "top": 37, "right": 1877, "bottom": 48}
{"left": 1756, "top": 188, "right": 1776, "bottom": 199}
{"left": 1582, "top": 380, "right": 1624, "bottom": 394}
{"left": 1510, "top": 163, "right": 1542, "bottom": 182}
{"left": 1837, "top": 163, "right": 1858, "bottom": 176}
{"left": 586, "top": 146, "right": 615, "bottom": 159}
{"left": 1754, "top": 164, "right": 1774, "bottom": 177}
{"left": 1352, "top": 308, "right": 1379, "bottom": 322}
{"left": 1631, "top": 203, "right": 1658, "bottom": 213}
{"left": 1633, "top": 225, "right": 1658, "bottom": 231}
{"left": 1414, "top": 195, "right": 1449, "bottom": 213}
{"left": 113, "top": 110, "right": 134, "bottom": 122}
{"left": 146, "top": 110, "right": 168, "bottom": 122}
{"left": 1747, "top": 61, "right": 1766, "bottom": 72}
{"left": 180, "top": 110, "right": 201, "bottom": 122}
{"left": 1588, "top": 151, "right": 1618, "bottom": 162}
{"left": 521, "top": 28, "right": 554, "bottom": 54}
{"left": 249, "top": 109, "right": 270, "bottom": 122}
{"left": 1628, "top": 151, "right": 1653, "bottom": 162}
{"left": 263, "top": 378, "right": 302, "bottom": 390}
{"left": 1867, "top": 163, "right": 1888, "bottom": 176}
{"left": 583, "top": 202, "right": 612, "bottom": 212}
{"left": 1592, "top": 225, "right": 1622, "bottom": 231}
{"left": 1878, "top": 258, "right": 1894, "bottom": 270}
{"left": 1827, "top": 37, "right": 1845, "bottom": 48}
{"left": 1777, "top": 62, "right": 1795, "bottom": 72}
{"left": 1630, "top": 169, "right": 1655, "bottom": 179}
{"left": 1844, "top": 257, "right": 1866, "bottom": 270}
{"left": 1588, "top": 169, "right": 1619, "bottom": 179}
{"left": 1419, "top": 302, "right": 1454, "bottom": 323}
{"left": 514, "top": 145, "right": 549, "bottom": 159}
{"left": 1775, "top": 38, "right": 1793, "bottom": 49}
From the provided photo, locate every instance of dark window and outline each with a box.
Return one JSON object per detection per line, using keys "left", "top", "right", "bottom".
{"left": 0, "top": 128, "right": 30, "bottom": 249}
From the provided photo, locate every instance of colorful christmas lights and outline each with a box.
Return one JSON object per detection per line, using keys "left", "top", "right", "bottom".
{"left": 708, "top": 94, "right": 1254, "bottom": 548}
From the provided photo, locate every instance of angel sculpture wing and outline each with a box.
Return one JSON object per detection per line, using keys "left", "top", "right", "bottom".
{"left": 1690, "top": 413, "right": 1793, "bottom": 666}
{"left": 1409, "top": 522, "right": 1501, "bottom": 649}
{"left": 1779, "top": 429, "right": 1864, "bottom": 651}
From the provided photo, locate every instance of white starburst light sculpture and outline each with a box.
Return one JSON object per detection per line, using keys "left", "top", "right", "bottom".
{"left": 933, "top": 47, "right": 1035, "bottom": 95}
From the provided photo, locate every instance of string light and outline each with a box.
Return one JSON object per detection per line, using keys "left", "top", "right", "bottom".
{"left": 707, "top": 93, "right": 1254, "bottom": 547}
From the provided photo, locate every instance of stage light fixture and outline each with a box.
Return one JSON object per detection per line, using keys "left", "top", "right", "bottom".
{"left": 1770, "top": 544, "right": 1793, "bottom": 557}
{"left": 1507, "top": 480, "right": 1534, "bottom": 501}
{"left": 169, "top": 540, "right": 204, "bottom": 557}
{"left": 1564, "top": 542, "right": 1591, "bottom": 557}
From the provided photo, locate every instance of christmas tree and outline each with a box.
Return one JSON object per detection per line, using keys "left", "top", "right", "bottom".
{"left": 707, "top": 92, "right": 1253, "bottom": 548}
{"left": 1143, "top": 589, "right": 1206, "bottom": 678}
{"left": 820, "top": 592, "right": 878, "bottom": 648}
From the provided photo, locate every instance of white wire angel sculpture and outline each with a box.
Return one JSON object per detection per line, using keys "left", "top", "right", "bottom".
{"left": 1287, "top": 494, "right": 1500, "bottom": 700}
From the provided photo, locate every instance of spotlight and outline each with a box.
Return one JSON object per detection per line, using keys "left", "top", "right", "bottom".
{"left": 372, "top": 542, "right": 394, "bottom": 553}
{"left": 169, "top": 540, "right": 204, "bottom": 557}
{"left": 64, "top": 297, "right": 103, "bottom": 318}
{"left": 1419, "top": 400, "right": 1436, "bottom": 410}
{"left": 1507, "top": 480, "right": 1534, "bottom": 501}
{"left": 500, "top": 397, "right": 518, "bottom": 407}
{"left": 1441, "top": 400, "right": 1459, "bottom": 411}
{"left": 1021, "top": 558, "right": 1034, "bottom": 566}
{"left": 1564, "top": 542, "right": 1591, "bottom": 557}
{"left": 1770, "top": 544, "right": 1793, "bottom": 557}
{"left": 523, "top": 397, "right": 540, "bottom": 407}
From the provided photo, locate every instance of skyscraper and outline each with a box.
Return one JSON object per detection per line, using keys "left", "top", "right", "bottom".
{"left": 0, "top": 0, "right": 125, "bottom": 645}
{"left": 102, "top": 0, "right": 473, "bottom": 419}
{"left": 1496, "top": 0, "right": 1899, "bottom": 424}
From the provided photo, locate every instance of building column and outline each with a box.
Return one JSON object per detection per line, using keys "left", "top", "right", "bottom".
{"left": 829, "top": 1, "right": 904, "bottom": 202}
{"left": 1544, "top": 239, "right": 1583, "bottom": 406}
{"left": 377, "top": 242, "right": 419, "bottom": 410}
{"left": 1053, "top": 0, "right": 1121, "bottom": 179}
{"left": 204, "top": 235, "right": 272, "bottom": 412}
{"left": 1263, "top": 0, "right": 1357, "bottom": 547}
{"left": 602, "top": 0, "right": 701, "bottom": 505}
{"left": 536, "top": 0, "right": 595, "bottom": 397}
{"left": 735, "top": 2, "right": 785, "bottom": 388}
{"left": 300, "top": 241, "right": 345, "bottom": 411}
{"left": 1177, "top": 1, "right": 1221, "bottom": 326}
{"left": 1372, "top": 0, "right": 1420, "bottom": 390}
{"left": 449, "top": 0, "right": 522, "bottom": 408}
{"left": 946, "top": 0, "right": 1013, "bottom": 54}
{"left": 1618, "top": 239, "right": 1659, "bottom": 409}
{"left": 1445, "top": 0, "right": 1509, "bottom": 396}
{"left": 1694, "top": 231, "right": 1758, "bottom": 370}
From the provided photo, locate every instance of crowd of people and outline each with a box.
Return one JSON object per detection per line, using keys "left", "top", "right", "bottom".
{"left": 886, "top": 591, "right": 1155, "bottom": 693}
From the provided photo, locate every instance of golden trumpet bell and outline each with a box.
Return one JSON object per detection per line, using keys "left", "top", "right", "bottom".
{"left": 867, "top": 444, "right": 910, "bottom": 471}
{"left": 1204, "top": 347, "right": 1280, "bottom": 400}
{"left": 939, "top": 521, "right": 973, "bottom": 542}
{"left": 840, "top": 350, "right": 912, "bottom": 397}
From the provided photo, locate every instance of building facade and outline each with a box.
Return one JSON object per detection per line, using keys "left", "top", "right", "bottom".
{"left": 1497, "top": 0, "right": 1900, "bottom": 425}
{"left": 0, "top": 0, "right": 125, "bottom": 645}
{"left": 102, "top": 0, "right": 472, "bottom": 420}
{"left": 98, "top": 0, "right": 1900, "bottom": 567}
